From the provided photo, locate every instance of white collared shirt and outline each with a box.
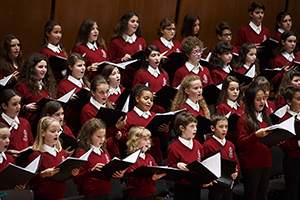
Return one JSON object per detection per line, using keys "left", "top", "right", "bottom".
{"left": 109, "top": 85, "right": 121, "bottom": 95}
{"left": 67, "top": 75, "right": 84, "bottom": 88}
{"left": 282, "top": 52, "right": 295, "bottom": 62}
{"left": 47, "top": 43, "right": 62, "bottom": 53}
{"left": 287, "top": 109, "right": 299, "bottom": 116}
{"left": 1, "top": 113, "right": 20, "bottom": 130}
{"left": 13, "top": 62, "right": 18, "bottom": 69}
{"left": 86, "top": 42, "right": 98, "bottom": 51}
{"left": 148, "top": 66, "right": 160, "bottom": 78}
{"left": 43, "top": 144, "right": 59, "bottom": 157}
{"left": 243, "top": 64, "right": 249, "bottom": 70}
{"left": 256, "top": 112, "right": 263, "bottom": 123}
{"left": 139, "top": 152, "right": 146, "bottom": 159}
{"left": 213, "top": 135, "right": 226, "bottom": 146}
{"left": 0, "top": 152, "right": 7, "bottom": 164}
{"left": 278, "top": 28, "right": 284, "bottom": 34}
{"left": 227, "top": 99, "right": 239, "bottom": 110}
{"left": 222, "top": 65, "right": 232, "bottom": 73}
{"left": 91, "top": 144, "right": 103, "bottom": 155}
{"left": 90, "top": 97, "right": 106, "bottom": 110}
{"left": 38, "top": 80, "right": 44, "bottom": 90}
{"left": 178, "top": 136, "right": 193, "bottom": 149}
{"left": 186, "top": 98, "right": 199, "bottom": 112}
{"left": 133, "top": 106, "right": 151, "bottom": 119}
{"left": 185, "top": 61, "right": 203, "bottom": 74}
{"left": 160, "top": 37, "right": 174, "bottom": 49}
{"left": 249, "top": 21, "right": 262, "bottom": 35}
{"left": 122, "top": 33, "right": 137, "bottom": 44}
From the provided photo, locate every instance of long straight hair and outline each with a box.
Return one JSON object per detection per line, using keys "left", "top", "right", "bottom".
{"left": 139, "top": 45, "right": 165, "bottom": 75}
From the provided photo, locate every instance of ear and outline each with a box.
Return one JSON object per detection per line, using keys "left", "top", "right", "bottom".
{"left": 91, "top": 90, "right": 95, "bottom": 97}
{"left": 217, "top": 34, "right": 222, "bottom": 41}
{"left": 286, "top": 99, "right": 292, "bottom": 106}
{"left": 184, "top": 88, "right": 190, "bottom": 96}
{"left": 46, "top": 113, "right": 50, "bottom": 117}
{"left": 210, "top": 125, "right": 215, "bottom": 133}
{"left": 1, "top": 103, "right": 7, "bottom": 110}
{"left": 68, "top": 65, "right": 73, "bottom": 71}
{"left": 146, "top": 57, "right": 149, "bottom": 62}
{"left": 135, "top": 95, "right": 140, "bottom": 104}
{"left": 179, "top": 125, "right": 185, "bottom": 132}
{"left": 249, "top": 12, "right": 253, "bottom": 18}
{"left": 160, "top": 28, "right": 164, "bottom": 35}
{"left": 46, "top": 31, "right": 50, "bottom": 37}
{"left": 217, "top": 53, "right": 221, "bottom": 58}
{"left": 41, "top": 130, "right": 45, "bottom": 138}
{"left": 281, "top": 40, "right": 285, "bottom": 46}
{"left": 277, "top": 21, "right": 281, "bottom": 28}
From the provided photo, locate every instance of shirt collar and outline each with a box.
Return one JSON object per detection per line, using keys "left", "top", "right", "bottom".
{"left": 212, "top": 135, "right": 226, "bottom": 146}
{"left": 160, "top": 37, "right": 174, "bottom": 49}
{"left": 122, "top": 33, "right": 137, "bottom": 44}
{"left": 186, "top": 98, "right": 199, "bottom": 112}
{"left": 185, "top": 61, "right": 203, "bottom": 74}
{"left": 90, "top": 97, "right": 106, "bottom": 110}
{"left": 278, "top": 28, "right": 284, "bottom": 34}
{"left": 227, "top": 99, "right": 239, "bottom": 110}
{"left": 86, "top": 42, "right": 98, "bottom": 51}
{"left": 243, "top": 64, "right": 249, "bottom": 70}
{"left": 178, "top": 136, "right": 193, "bottom": 149}
{"left": 91, "top": 144, "right": 103, "bottom": 155}
{"left": 265, "top": 100, "right": 269, "bottom": 108}
{"left": 133, "top": 106, "right": 152, "bottom": 119}
{"left": 282, "top": 52, "right": 295, "bottom": 62}
{"left": 222, "top": 65, "right": 232, "bottom": 73}
{"left": 147, "top": 66, "right": 160, "bottom": 78}
{"left": 38, "top": 79, "right": 44, "bottom": 90}
{"left": 256, "top": 112, "right": 263, "bottom": 123}
{"left": 109, "top": 85, "right": 121, "bottom": 95}
{"left": 249, "top": 21, "right": 262, "bottom": 35}
{"left": 1, "top": 112, "right": 19, "bottom": 130}
{"left": 67, "top": 75, "right": 84, "bottom": 88}
{"left": 47, "top": 43, "right": 62, "bottom": 53}
{"left": 288, "top": 109, "right": 299, "bottom": 116}
{"left": 13, "top": 62, "right": 18, "bottom": 69}
{"left": 43, "top": 144, "right": 59, "bottom": 157}
{"left": 139, "top": 152, "right": 146, "bottom": 159}
{"left": 0, "top": 152, "right": 7, "bottom": 164}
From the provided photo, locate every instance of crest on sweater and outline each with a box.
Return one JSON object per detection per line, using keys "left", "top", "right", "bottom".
{"left": 203, "top": 75, "right": 208, "bottom": 85}
{"left": 263, "top": 35, "right": 267, "bottom": 42}
{"left": 229, "top": 146, "right": 233, "bottom": 159}
{"left": 105, "top": 154, "right": 110, "bottom": 163}
{"left": 23, "top": 130, "right": 28, "bottom": 142}
{"left": 149, "top": 161, "right": 153, "bottom": 166}
{"left": 176, "top": 48, "right": 180, "bottom": 53}
{"left": 139, "top": 44, "right": 143, "bottom": 51}
{"left": 197, "top": 150, "right": 201, "bottom": 161}
{"left": 162, "top": 77, "right": 167, "bottom": 86}
{"left": 101, "top": 49, "right": 107, "bottom": 58}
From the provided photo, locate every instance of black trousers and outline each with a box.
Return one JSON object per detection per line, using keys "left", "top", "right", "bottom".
{"left": 174, "top": 183, "right": 201, "bottom": 200}
{"left": 84, "top": 194, "right": 110, "bottom": 200}
{"left": 241, "top": 167, "right": 271, "bottom": 200}
{"left": 283, "top": 156, "right": 300, "bottom": 200}
{"left": 208, "top": 184, "right": 233, "bottom": 200}
{"left": 127, "top": 193, "right": 153, "bottom": 200}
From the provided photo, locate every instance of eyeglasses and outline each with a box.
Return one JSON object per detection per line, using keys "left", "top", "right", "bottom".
{"left": 165, "top": 28, "right": 177, "bottom": 32}
{"left": 222, "top": 33, "right": 233, "bottom": 37}
{"left": 191, "top": 50, "right": 202, "bottom": 55}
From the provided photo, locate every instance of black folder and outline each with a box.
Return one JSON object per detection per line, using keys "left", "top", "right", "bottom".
{"left": 259, "top": 38, "right": 279, "bottom": 50}
{"left": 67, "top": 88, "right": 90, "bottom": 111}
{"left": 257, "top": 69, "right": 281, "bottom": 80}
{"left": 91, "top": 147, "right": 142, "bottom": 179}
{"left": 227, "top": 112, "right": 241, "bottom": 131}
{"left": 95, "top": 107, "right": 126, "bottom": 127}
{"left": 48, "top": 56, "right": 67, "bottom": 72}
{"left": 202, "top": 83, "right": 222, "bottom": 106}
{"left": 154, "top": 85, "right": 177, "bottom": 110}
{"left": 15, "top": 146, "right": 33, "bottom": 162}
{"left": 96, "top": 60, "right": 140, "bottom": 74}
{"left": 196, "top": 115, "right": 212, "bottom": 135}
{"left": 129, "top": 51, "right": 144, "bottom": 70}
{"left": 199, "top": 58, "right": 209, "bottom": 68}
{"left": 228, "top": 71, "right": 253, "bottom": 86}
{"left": 115, "top": 88, "right": 134, "bottom": 112}
{"left": 269, "top": 104, "right": 288, "bottom": 125}
{"left": 163, "top": 52, "right": 185, "bottom": 85}
{"left": 59, "top": 133, "right": 77, "bottom": 150}
{"left": 217, "top": 159, "right": 237, "bottom": 189}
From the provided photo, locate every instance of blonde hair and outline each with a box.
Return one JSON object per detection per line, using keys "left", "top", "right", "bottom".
{"left": 77, "top": 118, "right": 107, "bottom": 152}
{"left": 171, "top": 75, "right": 210, "bottom": 118}
{"left": 33, "top": 116, "right": 62, "bottom": 152}
{"left": 126, "top": 126, "right": 152, "bottom": 154}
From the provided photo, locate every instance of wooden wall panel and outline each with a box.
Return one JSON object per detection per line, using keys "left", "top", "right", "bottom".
{"left": 287, "top": 1, "right": 300, "bottom": 38}
{"left": 0, "top": 0, "right": 51, "bottom": 58}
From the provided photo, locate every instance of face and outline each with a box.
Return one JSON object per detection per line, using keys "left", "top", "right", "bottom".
{"left": 185, "top": 80, "right": 202, "bottom": 103}
{"left": 218, "top": 29, "right": 232, "bottom": 44}
{"left": 70, "top": 59, "right": 86, "bottom": 79}
{"left": 2, "top": 95, "right": 21, "bottom": 119}
{"left": 88, "top": 22, "right": 99, "bottom": 43}
{"left": 211, "top": 120, "right": 228, "bottom": 140}
{"left": 91, "top": 129, "right": 106, "bottom": 148}
{"left": 10, "top": 39, "right": 20, "bottom": 58}
{"left": 245, "top": 48, "right": 257, "bottom": 66}
{"left": 282, "top": 35, "right": 297, "bottom": 54}
{"left": 35, "top": 60, "right": 47, "bottom": 80}
{"left": 287, "top": 91, "right": 300, "bottom": 113}
{"left": 254, "top": 90, "right": 265, "bottom": 112}
{"left": 262, "top": 87, "right": 270, "bottom": 100}
{"left": 146, "top": 50, "right": 161, "bottom": 69}
{"left": 279, "top": 15, "right": 292, "bottom": 31}
{"left": 218, "top": 52, "right": 232, "bottom": 66}
{"left": 0, "top": 128, "right": 10, "bottom": 152}
{"left": 161, "top": 23, "right": 176, "bottom": 41}
{"left": 188, "top": 46, "right": 201, "bottom": 64}
{"left": 108, "top": 67, "right": 121, "bottom": 88}
{"left": 49, "top": 107, "right": 64, "bottom": 126}
{"left": 180, "top": 122, "right": 197, "bottom": 140}
{"left": 135, "top": 90, "right": 153, "bottom": 112}
{"left": 291, "top": 76, "right": 300, "bottom": 86}
{"left": 250, "top": 8, "right": 264, "bottom": 25}
{"left": 193, "top": 19, "right": 200, "bottom": 36}
{"left": 47, "top": 25, "right": 62, "bottom": 45}
{"left": 42, "top": 121, "right": 60, "bottom": 147}
{"left": 138, "top": 136, "right": 151, "bottom": 153}
{"left": 127, "top": 15, "right": 139, "bottom": 36}
{"left": 227, "top": 81, "right": 239, "bottom": 102}
{"left": 92, "top": 84, "right": 109, "bottom": 105}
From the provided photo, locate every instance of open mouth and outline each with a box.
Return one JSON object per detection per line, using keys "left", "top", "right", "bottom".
{"left": 54, "top": 138, "right": 58, "bottom": 141}
{"left": 4, "top": 145, "right": 8, "bottom": 149}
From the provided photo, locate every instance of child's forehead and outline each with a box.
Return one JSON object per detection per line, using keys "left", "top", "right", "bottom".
{"left": 222, "top": 29, "right": 232, "bottom": 34}
{"left": 216, "top": 119, "right": 228, "bottom": 125}
{"left": 187, "top": 121, "right": 197, "bottom": 126}
{"left": 0, "top": 128, "right": 10, "bottom": 136}
{"left": 253, "top": 8, "right": 264, "bottom": 13}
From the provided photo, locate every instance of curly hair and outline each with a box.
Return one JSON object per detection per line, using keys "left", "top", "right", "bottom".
{"left": 181, "top": 36, "right": 203, "bottom": 61}
{"left": 15, "top": 53, "right": 56, "bottom": 97}
{"left": 181, "top": 13, "right": 201, "bottom": 38}
{"left": 77, "top": 118, "right": 107, "bottom": 152}
{"left": 0, "top": 34, "right": 23, "bottom": 76}
{"left": 217, "top": 75, "right": 243, "bottom": 106}
{"left": 111, "top": 11, "right": 142, "bottom": 40}
{"left": 132, "top": 84, "right": 153, "bottom": 106}
{"left": 126, "top": 126, "right": 152, "bottom": 154}
{"left": 209, "top": 41, "right": 233, "bottom": 71}
{"left": 171, "top": 75, "right": 210, "bottom": 118}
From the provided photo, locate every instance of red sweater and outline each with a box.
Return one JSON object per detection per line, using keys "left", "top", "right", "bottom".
{"left": 108, "top": 87, "right": 125, "bottom": 103}
{"left": 266, "top": 100, "right": 275, "bottom": 115}
{"left": 132, "top": 70, "right": 169, "bottom": 93}
{"left": 0, "top": 153, "right": 15, "bottom": 172}
{"left": 271, "top": 53, "right": 300, "bottom": 69}
{"left": 235, "top": 24, "right": 271, "bottom": 48}
{"left": 211, "top": 69, "right": 229, "bottom": 84}
{"left": 126, "top": 153, "right": 157, "bottom": 197}
{"left": 203, "top": 137, "right": 240, "bottom": 174}
{"left": 237, "top": 113, "right": 271, "bottom": 169}
{"left": 62, "top": 124, "right": 75, "bottom": 139}
{"left": 28, "top": 150, "right": 68, "bottom": 200}
{"left": 39, "top": 47, "right": 67, "bottom": 59}
{"left": 0, "top": 117, "right": 34, "bottom": 151}
{"left": 273, "top": 31, "right": 282, "bottom": 41}
{"left": 15, "top": 82, "right": 49, "bottom": 125}
{"left": 73, "top": 149, "right": 111, "bottom": 196}
{"left": 275, "top": 97, "right": 286, "bottom": 110}
{"left": 172, "top": 64, "right": 213, "bottom": 88}
{"left": 167, "top": 139, "right": 203, "bottom": 184}
{"left": 150, "top": 39, "right": 181, "bottom": 56}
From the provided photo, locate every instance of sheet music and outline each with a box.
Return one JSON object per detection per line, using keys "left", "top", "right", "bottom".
{"left": 201, "top": 152, "right": 221, "bottom": 178}
{"left": 0, "top": 73, "right": 14, "bottom": 86}
{"left": 268, "top": 116, "right": 295, "bottom": 136}
{"left": 57, "top": 87, "right": 77, "bottom": 103}
{"left": 25, "top": 155, "right": 41, "bottom": 173}
{"left": 123, "top": 148, "right": 142, "bottom": 163}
